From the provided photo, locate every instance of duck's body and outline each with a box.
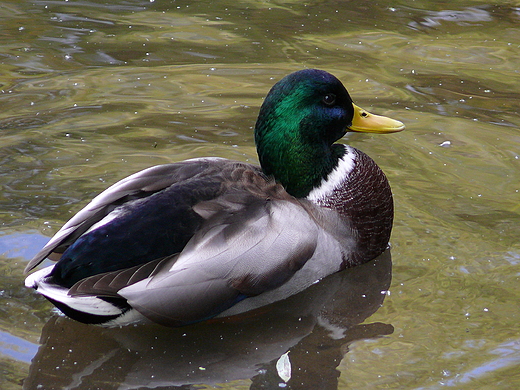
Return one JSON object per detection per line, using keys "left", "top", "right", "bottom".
{"left": 25, "top": 69, "right": 404, "bottom": 327}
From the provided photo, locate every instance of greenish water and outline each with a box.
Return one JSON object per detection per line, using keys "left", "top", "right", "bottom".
{"left": 1, "top": 1, "right": 519, "bottom": 389}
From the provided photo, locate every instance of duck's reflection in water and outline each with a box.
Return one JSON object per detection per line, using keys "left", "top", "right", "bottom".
{"left": 24, "top": 250, "right": 393, "bottom": 390}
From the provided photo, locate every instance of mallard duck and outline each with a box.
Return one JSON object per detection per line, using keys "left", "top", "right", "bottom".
{"left": 25, "top": 69, "right": 404, "bottom": 327}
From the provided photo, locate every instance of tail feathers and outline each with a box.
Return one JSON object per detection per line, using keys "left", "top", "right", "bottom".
{"left": 25, "top": 265, "right": 131, "bottom": 325}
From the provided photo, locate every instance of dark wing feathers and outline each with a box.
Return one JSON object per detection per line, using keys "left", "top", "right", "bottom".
{"left": 24, "top": 158, "right": 233, "bottom": 273}
{"left": 68, "top": 256, "right": 172, "bottom": 297}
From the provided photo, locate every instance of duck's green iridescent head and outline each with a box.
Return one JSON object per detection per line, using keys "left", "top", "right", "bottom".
{"left": 254, "top": 69, "right": 404, "bottom": 198}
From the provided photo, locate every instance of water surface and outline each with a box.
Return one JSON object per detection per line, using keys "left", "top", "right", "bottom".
{"left": 1, "top": 1, "right": 519, "bottom": 389}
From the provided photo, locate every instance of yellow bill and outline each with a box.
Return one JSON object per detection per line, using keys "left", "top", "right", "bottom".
{"left": 348, "top": 103, "right": 405, "bottom": 133}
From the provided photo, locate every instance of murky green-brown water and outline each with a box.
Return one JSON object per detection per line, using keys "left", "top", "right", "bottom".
{"left": 1, "top": 1, "right": 519, "bottom": 389}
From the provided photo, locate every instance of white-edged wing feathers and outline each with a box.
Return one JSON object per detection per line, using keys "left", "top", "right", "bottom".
{"left": 24, "top": 158, "right": 228, "bottom": 273}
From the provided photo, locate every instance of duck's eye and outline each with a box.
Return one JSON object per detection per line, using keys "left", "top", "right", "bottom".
{"left": 322, "top": 94, "right": 336, "bottom": 106}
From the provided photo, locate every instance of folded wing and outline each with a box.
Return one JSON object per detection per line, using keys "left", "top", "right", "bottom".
{"left": 121, "top": 198, "right": 319, "bottom": 326}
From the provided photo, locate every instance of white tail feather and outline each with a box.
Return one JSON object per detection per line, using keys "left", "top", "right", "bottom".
{"left": 25, "top": 265, "right": 123, "bottom": 317}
